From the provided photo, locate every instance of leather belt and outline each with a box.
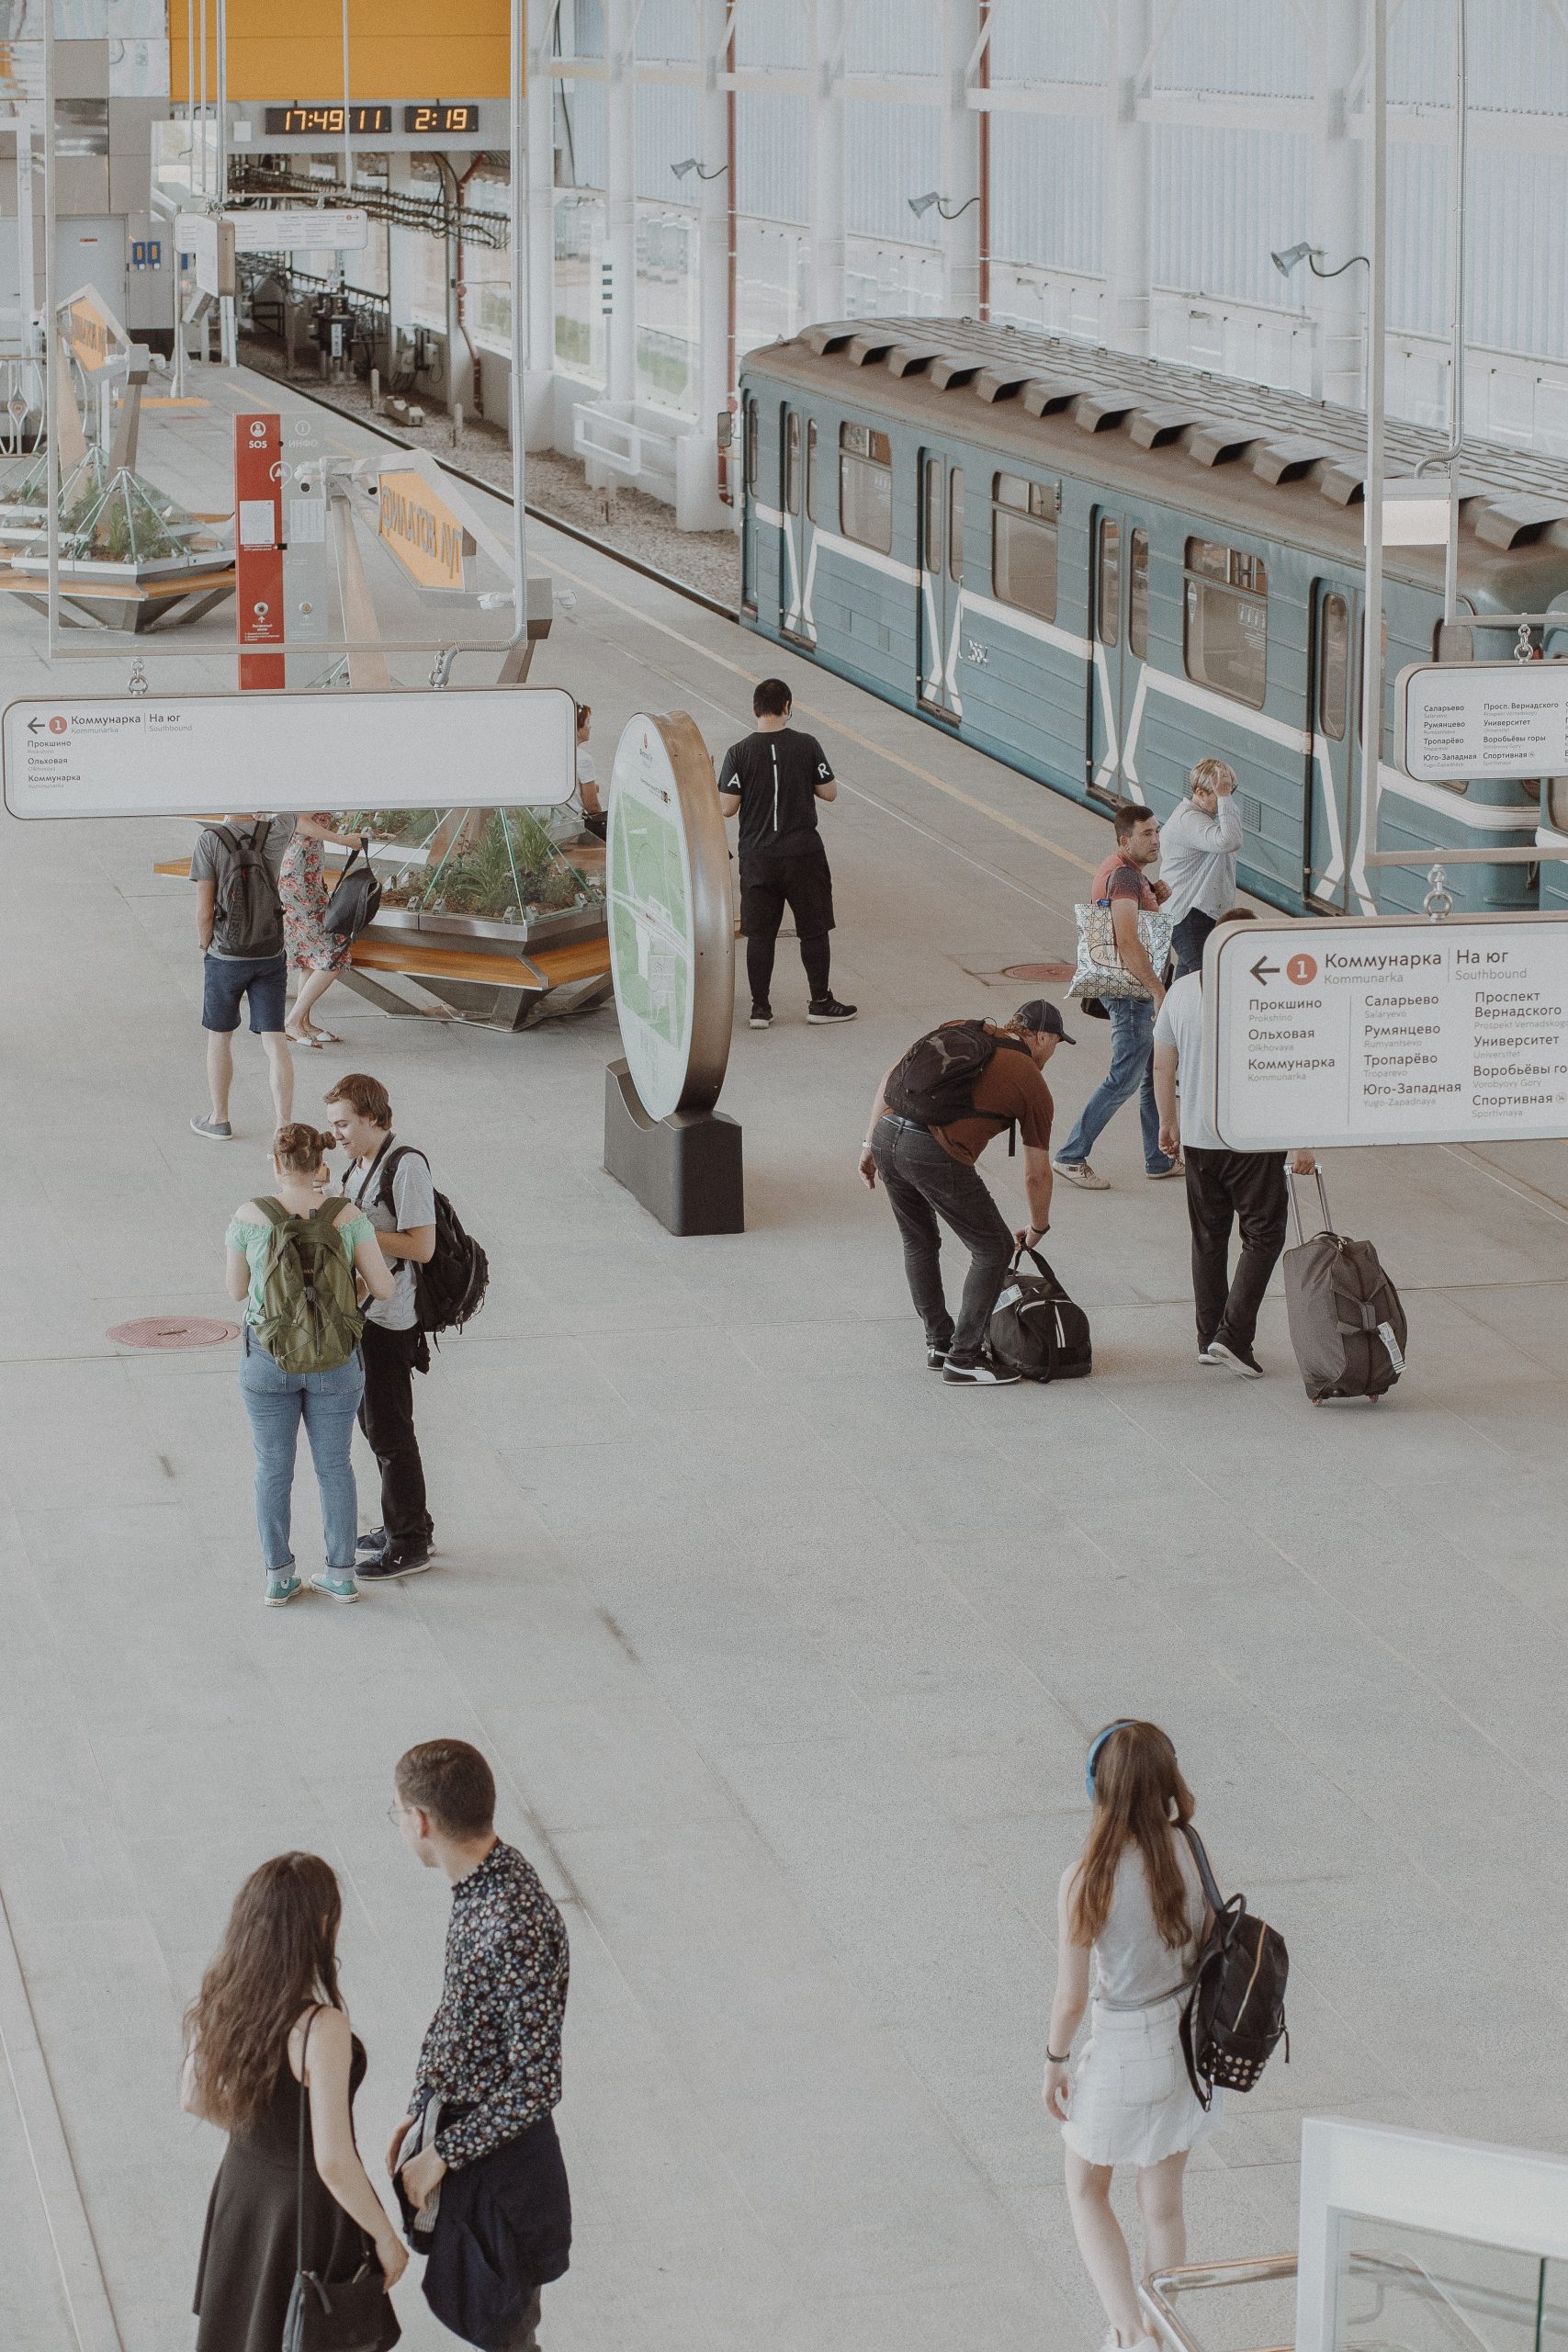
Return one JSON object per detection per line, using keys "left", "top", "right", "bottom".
{"left": 880, "top": 1114, "right": 928, "bottom": 1134}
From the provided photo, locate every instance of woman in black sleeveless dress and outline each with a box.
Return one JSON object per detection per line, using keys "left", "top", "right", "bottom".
{"left": 184, "top": 1852, "right": 405, "bottom": 2352}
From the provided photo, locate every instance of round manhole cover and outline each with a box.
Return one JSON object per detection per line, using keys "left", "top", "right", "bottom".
{"left": 108, "top": 1317, "right": 238, "bottom": 1351}
{"left": 1002, "top": 960, "right": 1076, "bottom": 983}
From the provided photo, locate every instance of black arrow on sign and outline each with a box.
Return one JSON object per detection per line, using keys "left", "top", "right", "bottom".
{"left": 27, "top": 717, "right": 46, "bottom": 733}
{"left": 1250, "top": 954, "right": 1280, "bottom": 985}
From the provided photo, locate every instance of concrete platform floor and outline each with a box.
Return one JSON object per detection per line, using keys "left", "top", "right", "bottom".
{"left": 3, "top": 368, "right": 1568, "bottom": 2352}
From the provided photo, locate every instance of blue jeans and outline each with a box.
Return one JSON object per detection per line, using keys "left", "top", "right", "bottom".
{"left": 238, "top": 1328, "right": 364, "bottom": 1575}
{"left": 1057, "top": 996, "right": 1171, "bottom": 1173}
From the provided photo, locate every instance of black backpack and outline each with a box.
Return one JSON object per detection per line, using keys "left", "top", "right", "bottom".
{"left": 886, "top": 1022, "right": 1028, "bottom": 1151}
{"left": 987, "top": 1246, "right": 1092, "bottom": 1381}
{"left": 209, "top": 820, "right": 283, "bottom": 958}
{"left": 377, "top": 1147, "right": 490, "bottom": 1340}
{"left": 324, "top": 838, "right": 383, "bottom": 944}
{"left": 1179, "top": 1826, "right": 1290, "bottom": 2110}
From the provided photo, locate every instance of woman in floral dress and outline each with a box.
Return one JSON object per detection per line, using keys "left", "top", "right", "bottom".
{"left": 281, "top": 815, "right": 362, "bottom": 1046}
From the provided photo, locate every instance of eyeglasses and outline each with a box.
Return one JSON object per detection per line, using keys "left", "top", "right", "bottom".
{"left": 386, "top": 1801, "right": 402, "bottom": 1826}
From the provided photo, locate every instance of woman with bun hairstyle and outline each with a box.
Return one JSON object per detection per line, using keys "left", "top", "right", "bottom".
{"left": 225, "top": 1124, "right": 393, "bottom": 1604}
{"left": 184, "top": 1851, "right": 406, "bottom": 2352}
{"left": 1043, "top": 1720, "right": 1222, "bottom": 2352}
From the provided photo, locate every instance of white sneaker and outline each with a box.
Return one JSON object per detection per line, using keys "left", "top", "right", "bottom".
{"left": 1053, "top": 1159, "right": 1111, "bottom": 1191}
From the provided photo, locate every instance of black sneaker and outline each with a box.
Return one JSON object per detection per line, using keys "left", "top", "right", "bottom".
{"left": 749, "top": 1003, "right": 773, "bottom": 1029}
{"left": 942, "top": 1355, "right": 1021, "bottom": 1386}
{"left": 358, "top": 1539, "right": 434, "bottom": 1581}
{"left": 1207, "top": 1336, "right": 1263, "bottom": 1380}
{"left": 927, "top": 1345, "right": 950, "bottom": 1372}
{"left": 807, "top": 997, "right": 858, "bottom": 1023}
{"left": 356, "top": 1527, "right": 389, "bottom": 1555}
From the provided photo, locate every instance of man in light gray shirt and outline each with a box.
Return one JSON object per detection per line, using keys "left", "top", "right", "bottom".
{"left": 1157, "top": 759, "right": 1244, "bottom": 979}
{"left": 188, "top": 814, "right": 296, "bottom": 1140}
{"left": 326, "top": 1071, "right": 439, "bottom": 1579}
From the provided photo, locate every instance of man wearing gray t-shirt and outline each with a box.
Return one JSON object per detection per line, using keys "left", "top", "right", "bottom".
{"left": 326, "top": 1071, "right": 439, "bottom": 1579}
{"left": 188, "top": 814, "right": 296, "bottom": 1140}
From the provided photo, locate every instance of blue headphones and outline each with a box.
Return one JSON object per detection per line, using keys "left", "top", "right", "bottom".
{"left": 1085, "top": 1720, "right": 1137, "bottom": 1799}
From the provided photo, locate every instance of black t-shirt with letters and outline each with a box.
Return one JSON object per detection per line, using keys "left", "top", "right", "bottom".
{"left": 717, "top": 728, "right": 835, "bottom": 862}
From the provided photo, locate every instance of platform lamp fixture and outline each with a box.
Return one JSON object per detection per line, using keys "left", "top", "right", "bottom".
{"left": 908, "top": 192, "right": 979, "bottom": 221}
{"left": 1270, "top": 242, "right": 1370, "bottom": 280}
{"left": 671, "top": 159, "right": 727, "bottom": 182}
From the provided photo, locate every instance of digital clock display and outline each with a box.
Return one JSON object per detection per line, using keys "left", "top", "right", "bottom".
{"left": 403, "top": 103, "right": 479, "bottom": 134}
{"left": 265, "top": 105, "right": 391, "bottom": 135}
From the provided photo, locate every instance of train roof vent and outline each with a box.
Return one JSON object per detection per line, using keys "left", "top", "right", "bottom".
{"left": 1473, "top": 495, "right": 1568, "bottom": 548}
{"left": 1021, "top": 378, "right": 1091, "bottom": 416}
{"left": 801, "top": 322, "right": 861, "bottom": 356}
{"left": 847, "top": 331, "right": 899, "bottom": 366}
{"left": 974, "top": 368, "right": 1034, "bottom": 402}
{"left": 1188, "top": 422, "right": 1263, "bottom": 467}
{"left": 1253, "top": 437, "right": 1336, "bottom": 484}
{"left": 1130, "top": 405, "right": 1201, "bottom": 448}
{"left": 886, "top": 344, "right": 942, "bottom": 378}
{"left": 1074, "top": 394, "right": 1138, "bottom": 433}
{"left": 930, "top": 355, "right": 983, "bottom": 390}
{"left": 1318, "top": 462, "right": 1368, "bottom": 506}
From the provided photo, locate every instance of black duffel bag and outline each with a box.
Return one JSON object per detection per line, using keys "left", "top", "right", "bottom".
{"left": 987, "top": 1245, "right": 1091, "bottom": 1382}
{"left": 324, "top": 837, "right": 383, "bottom": 943}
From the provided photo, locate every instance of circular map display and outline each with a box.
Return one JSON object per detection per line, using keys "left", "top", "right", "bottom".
{"left": 607, "top": 710, "right": 732, "bottom": 1123}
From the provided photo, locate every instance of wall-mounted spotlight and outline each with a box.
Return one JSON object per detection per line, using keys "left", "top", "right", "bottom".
{"left": 1270, "top": 241, "right": 1370, "bottom": 279}
{"left": 908, "top": 191, "right": 980, "bottom": 221}
{"left": 671, "top": 158, "right": 728, "bottom": 182}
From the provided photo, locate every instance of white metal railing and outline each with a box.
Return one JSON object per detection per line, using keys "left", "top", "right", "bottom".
{"left": 570, "top": 399, "right": 679, "bottom": 494}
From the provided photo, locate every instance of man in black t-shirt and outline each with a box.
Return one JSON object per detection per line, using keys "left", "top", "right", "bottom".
{"left": 716, "top": 677, "right": 857, "bottom": 1028}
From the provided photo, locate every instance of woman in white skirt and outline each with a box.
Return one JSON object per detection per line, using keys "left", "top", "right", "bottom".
{"left": 1043, "top": 1719, "right": 1224, "bottom": 2352}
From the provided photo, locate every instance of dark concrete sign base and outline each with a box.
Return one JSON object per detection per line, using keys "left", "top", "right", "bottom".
{"left": 604, "top": 1060, "right": 745, "bottom": 1237}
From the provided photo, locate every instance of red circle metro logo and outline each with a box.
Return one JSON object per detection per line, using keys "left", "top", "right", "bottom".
{"left": 1287, "top": 953, "right": 1318, "bottom": 985}
{"left": 48, "top": 715, "right": 67, "bottom": 733}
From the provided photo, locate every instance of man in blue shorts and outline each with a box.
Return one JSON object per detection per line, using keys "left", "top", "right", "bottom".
{"left": 188, "top": 814, "right": 295, "bottom": 1140}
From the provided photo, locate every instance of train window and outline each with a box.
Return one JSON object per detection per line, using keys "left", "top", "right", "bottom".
{"left": 922, "top": 457, "right": 942, "bottom": 573}
{"left": 1128, "top": 528, "right": 1148, "bottom": 661}
{"left": 743, "top": 398, "right": 758, "bottom": 493}
{"left": 1098, "top": 516, "right": 1120, "bottom": 648}
{"left": 1183, "top": 536, "right": 1268, "bottom": 708}
{"left": 840, "top": 421, "right": 893, "bottom": 554}
{"left": 949, "top": 467, "right": 964, "bottom": 583}
{"left": 991, "top": 470, "right": 1058, "bottom": 622}
{"left": 1318, "top": 593, "right": 1348, "bottom": 741}
{"left": 806, "top": 420, "right": 818, "bottom": 523}
{"left": 784, "top": 411, "right": 802, "bottom": 516}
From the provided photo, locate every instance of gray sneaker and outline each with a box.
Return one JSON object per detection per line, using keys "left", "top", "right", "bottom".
{"left": 190, "top": 1115, "right": 233, "bottom": 1141}
{"left": 1052, "top": 1159, "right": 1110, "bottom": 1191}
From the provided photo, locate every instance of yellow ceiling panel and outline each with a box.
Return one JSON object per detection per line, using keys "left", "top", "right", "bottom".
{"left": 171, "top": 0, "right": 511, "bottom": 105}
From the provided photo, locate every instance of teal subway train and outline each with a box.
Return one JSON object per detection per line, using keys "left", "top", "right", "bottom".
{"left": 739, "top": 317, "right": 1568, "bottom": 920}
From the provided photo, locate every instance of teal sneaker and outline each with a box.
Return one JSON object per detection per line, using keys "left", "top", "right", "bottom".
{"left": 310, "top": 1572, "right": 361, "bottom": 1604}
{"left": 265, "top": 1574, "right": 303, "bottom": 1607}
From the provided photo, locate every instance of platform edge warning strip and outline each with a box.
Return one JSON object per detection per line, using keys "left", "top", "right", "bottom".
{"left": 0, "top": 1880, "right": 124, "bottom": 2350}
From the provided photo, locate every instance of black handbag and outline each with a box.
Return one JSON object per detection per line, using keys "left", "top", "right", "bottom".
{"left": 323, "top": 838, "right": 383, "bottom": 943}
{"left": 282, "top": 2011, "right": 400, "bottom": 2352}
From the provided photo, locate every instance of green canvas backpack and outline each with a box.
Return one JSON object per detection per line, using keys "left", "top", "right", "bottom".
{"left": 252, "top": 1198, "right": 364, "bottom": 1374}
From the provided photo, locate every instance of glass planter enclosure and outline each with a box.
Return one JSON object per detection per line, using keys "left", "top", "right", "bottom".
{"left": 345, "top": 805, "right": 606, "bottom": 949}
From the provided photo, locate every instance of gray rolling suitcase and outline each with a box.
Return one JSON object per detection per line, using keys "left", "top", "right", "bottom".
{"left": 1282, "top": 1170, "right": 1407, "bottom": 1405}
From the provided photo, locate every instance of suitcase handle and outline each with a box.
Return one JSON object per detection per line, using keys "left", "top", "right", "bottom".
{"left": 1287, "top": 1165, "right": 1335, "bottom": 1248}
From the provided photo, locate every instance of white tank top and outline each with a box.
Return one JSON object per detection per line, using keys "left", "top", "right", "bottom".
{"left": 1090, "top": 1833, "right": 1208, "bottom": 2011}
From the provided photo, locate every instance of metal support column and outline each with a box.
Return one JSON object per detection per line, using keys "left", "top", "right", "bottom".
{"left": 1314, "top": 0, "right": 1365, "bottom": 404}
{"left": 604, "top": 0, "right": 637, "bottom": 405}
{"left": 694, "top": 0, "right": 733, "bottom": 513}
{"left": 508, "top": 0, "right": 529, "bottom": 638}
{"left": 940, "top": 0, "right": 981, "bottom": 316}
{"left": 1358, "top": 0, "right": 1389, "bottom": 911}
{"left": 525, "top": 0, "right": 556, "bottom": 402}
{"left": 808, "top": 0, "right": 845, "bottom": 323}
{"left": 16, "top": 107, "right": 36, "bottom": 348}
{"left": 1105, "top": 0, "right": 1152, "bottom": 355}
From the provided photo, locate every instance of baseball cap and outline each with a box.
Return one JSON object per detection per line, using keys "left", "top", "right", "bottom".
{"left": 1013, "top": 998, "right": 1076, "bottom": 1045}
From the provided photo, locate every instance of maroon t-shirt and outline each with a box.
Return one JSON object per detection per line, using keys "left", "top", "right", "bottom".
{"left": 1092, "top": 850, "right": 1158, "bottom": 910}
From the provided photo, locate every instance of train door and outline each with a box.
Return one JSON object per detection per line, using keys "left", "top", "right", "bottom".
{"left": 739, "top": 392, "right": 758, "bottom": 616}
{"left": 918, "top": 449, "right": 964, "bottom": 722}
{"left": 778, "top": 403, "right": 815, "bottom": 642}
{"left": 1308, "top": 582, "right": 1359, "bottom": 910}
{"left": 1087, "top": 510, "right": 1151, "bottom": 801}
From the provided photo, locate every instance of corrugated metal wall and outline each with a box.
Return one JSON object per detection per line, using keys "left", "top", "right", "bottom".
{"left": 988, "top": 113, "right": 1102, "bottom": 277}
{"left": 990, "top": 0, "right": 1101, "bottom": 84}
{"left": 1153, "top": 0, "right": 1312, "bottom": 96}
{"left": 734, "top": 90, "right": 809, "bottom": 224}
{"left": 846, "top": 0, "right": 940, "bottom": 77}
{"left": 635, "top": 82, "right": 700, "bottom": 203}
{"left": 635, "top": 0, "right": 697, "bottom": 63}
{"left": 844, "top": 98, "right": 942, "bottom": 241}
{"left": 1151, "top": 126, "right": 1314, "bottom": 311}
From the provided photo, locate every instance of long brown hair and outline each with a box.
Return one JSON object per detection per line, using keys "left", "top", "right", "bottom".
{"left": 184, "top": 1854, "right": 344, "bottom": 2133}
{"left": 1070, "top": 1721, "right": 1196, "bottom": 1950}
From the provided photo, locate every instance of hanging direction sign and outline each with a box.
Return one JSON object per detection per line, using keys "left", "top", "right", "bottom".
{"left": 1397, "top": 659, "right": 1568, "bottom": 783}
{"left": 58, "top": 284, "right": 131, "bottom": 374}
{"left": 1204, "top": 913, "right": 1568, "bottom": 1149}
{"left": 227, "top": 209, "right": 370, "bottom": 254}
{"left": 1, "top": 688, "right": 577, "bottom": 820}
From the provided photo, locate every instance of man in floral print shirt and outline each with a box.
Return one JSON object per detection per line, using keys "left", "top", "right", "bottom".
{"left": 390, "top": 1739, "right": 571, "bottom": 2350}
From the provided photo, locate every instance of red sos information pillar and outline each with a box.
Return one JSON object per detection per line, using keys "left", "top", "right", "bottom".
{"left": 234, "top": 413, "right": 285, "bottom": 690}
